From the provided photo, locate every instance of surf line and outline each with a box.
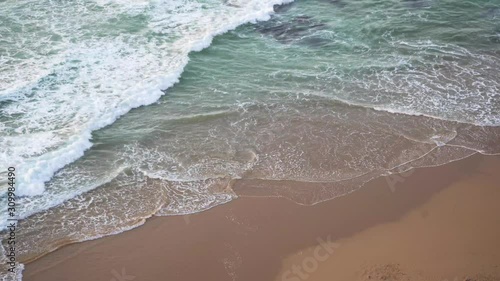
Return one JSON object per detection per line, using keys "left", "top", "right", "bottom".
{"left": 6, "top": 166, "right": 18, "bottom": 274}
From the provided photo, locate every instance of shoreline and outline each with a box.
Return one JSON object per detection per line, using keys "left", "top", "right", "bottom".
{"left": 14, "top": 146, "right": 476, "bottom": 265}
{"left": 276, "top": 154, "right": 500, "bottom": 281}
{"left": 23, "top": 153, "right": 500, "bottom": 281}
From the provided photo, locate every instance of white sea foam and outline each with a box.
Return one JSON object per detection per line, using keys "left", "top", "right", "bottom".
{"left": 0, "top": 0, "right": 294, "bottom": 198}
{"left": 0, "top": 245, "right": 24, "bottom": 281}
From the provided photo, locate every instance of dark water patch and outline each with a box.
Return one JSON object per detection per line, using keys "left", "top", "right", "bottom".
{"left": 273, "top": 2, "right": 295, "bottom": 13}
{"left": 255, "top": 15, "right": 327, "bottom": 45}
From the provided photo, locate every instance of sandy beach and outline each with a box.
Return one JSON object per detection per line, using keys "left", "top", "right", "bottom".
{"left": 277, "top": 155, "right": 500, "bottom": 281}
{"left": 23, "top": 154, "right": 500, "bottom": 281}
{"left": 3, "top": 0, "right": 500, "bottom": 281}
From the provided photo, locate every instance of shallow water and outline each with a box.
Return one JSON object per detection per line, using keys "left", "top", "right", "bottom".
{"left": 1, "top": 0, "right": 500, "bottom": 279}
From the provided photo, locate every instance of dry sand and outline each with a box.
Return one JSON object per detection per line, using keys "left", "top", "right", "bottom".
{"left": 24, "top": 154, "right": 500, "bottom": 281}
{"left": 276, "top": 156, "right": 500, "bottom": 281}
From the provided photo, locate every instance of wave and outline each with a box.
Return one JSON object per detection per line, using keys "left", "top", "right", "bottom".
{"left": 0, "top": 0, "right": 295, "bottom": 197}
{"left": 301, "top": 90, "right": 500, "bottom": 128}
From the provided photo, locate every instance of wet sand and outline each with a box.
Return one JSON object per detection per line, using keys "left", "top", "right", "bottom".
{"left": 24, "top": 153, "right": 500, "bottom": 281}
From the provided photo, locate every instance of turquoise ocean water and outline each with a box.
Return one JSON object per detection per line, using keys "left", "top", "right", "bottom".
{"left": 1, "top": 0, "right": 500, "bottom": 279}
